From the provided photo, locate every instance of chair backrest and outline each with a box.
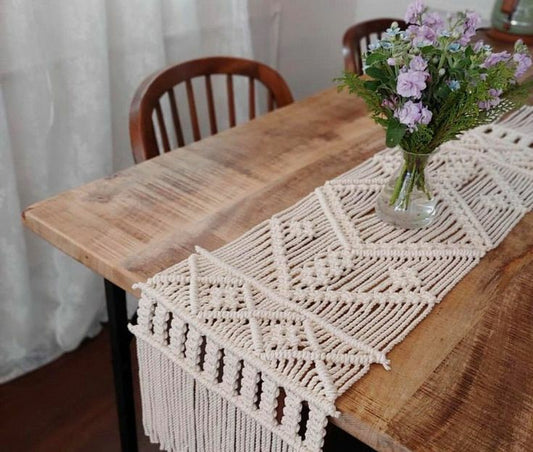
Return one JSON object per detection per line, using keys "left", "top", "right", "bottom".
{"left": 129, "top": 56, "right": 294, "bottom": 163}
{"left": 343, "top": 19, "right": 406, "bottom": 74}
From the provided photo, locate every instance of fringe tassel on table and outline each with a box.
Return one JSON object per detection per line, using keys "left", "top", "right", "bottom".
{"left": 133, "top": 296, "right": 330, "bottom": 452}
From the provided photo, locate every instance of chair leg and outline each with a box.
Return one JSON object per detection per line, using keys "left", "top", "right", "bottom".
{"left": 104, "top": 279, "right": 138, "bottom": 452}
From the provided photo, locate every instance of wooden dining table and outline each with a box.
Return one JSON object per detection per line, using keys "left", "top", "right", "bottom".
{"left": 22, "top": 17, "right": 533, "bottom": 447}
{"left": 22, "top": 82, "right": 533, "bottom": 451}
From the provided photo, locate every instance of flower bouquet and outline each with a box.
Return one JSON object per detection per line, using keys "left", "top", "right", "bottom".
{"left": 337, "top": 0, "right": 533, "bottom": 229}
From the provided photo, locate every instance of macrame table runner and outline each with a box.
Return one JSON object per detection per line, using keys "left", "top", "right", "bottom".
{"left": 130, "top": 107, "right": 533, "bottom": 452}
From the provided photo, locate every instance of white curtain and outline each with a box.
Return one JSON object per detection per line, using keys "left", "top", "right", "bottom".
{"left": 0, "top": 0, "right": 261, "bottom": 383}
{"left": 2, "top": 0, "right": 486, "bottom": 382}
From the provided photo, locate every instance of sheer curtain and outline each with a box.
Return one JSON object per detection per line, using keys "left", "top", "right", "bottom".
{"left": 0, "top": 0, "right": 258, "bottom": 383}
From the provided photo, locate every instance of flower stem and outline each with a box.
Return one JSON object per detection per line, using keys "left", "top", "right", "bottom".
{"left": 388, "top": 151, "right": 432, "bottom": 210}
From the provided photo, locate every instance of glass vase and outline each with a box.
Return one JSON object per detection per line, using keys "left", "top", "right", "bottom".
{"left": 375, "top": 149, "right": 437, "bottom": 229}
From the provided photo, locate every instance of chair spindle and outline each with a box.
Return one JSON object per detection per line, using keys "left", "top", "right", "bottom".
{"left": 227, "top": 75, "right": 236, "bottom": 127}
{"left": 167, "top": 89, "right": 185, "bottom": 148}
{"left": 249, "top": 77, "right": 255, "bottom": 120}
{"left": 185, "top": 79, "right": 201, "bottom": 141}
{"left": 267, "top": 91, "right": 274, "bottom": 112}
{"left": 154, "top": 101, "right": 171, "bottom": 152}
{"left": 205, "top": 75, "right": 218, "bottom": 134}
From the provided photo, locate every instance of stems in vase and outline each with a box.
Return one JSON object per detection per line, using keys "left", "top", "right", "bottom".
{"left": 376, "top": 149, "right": 438, "bottom": 229}
{"left": 388, "top": 151, "right": 432, "bottom": 210}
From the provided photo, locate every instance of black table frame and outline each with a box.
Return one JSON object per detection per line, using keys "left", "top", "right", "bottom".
{"left": 104, "top": 279, "right": 138, "bottom": 452}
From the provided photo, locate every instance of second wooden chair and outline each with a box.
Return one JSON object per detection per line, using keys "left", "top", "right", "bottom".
{"left": 129, "top": 56, "right": 294, "bottom": 163}
{"left": 343, "top": 18, "right": 406, "bottom": 74}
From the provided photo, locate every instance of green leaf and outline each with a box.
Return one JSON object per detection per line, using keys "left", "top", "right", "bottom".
{"left": 435, "top": 83, "right": 451, "bottom": 100}
{"left": 363, "top": 80, "right": 381, "bottom": 91}
{"left": 365, "top": 52, "right": 387, "bottom": 65}
{"left": 365, "top": 67, "right": 389, "bottom": 82}
{"left": 386, "top": 121, "right": 407, "bottom": 148}
{"left": 455, "top": 57, "right": 471, "bottom": 69}
{"left": 374, "top": 116, "right": 389, "bottom": 127}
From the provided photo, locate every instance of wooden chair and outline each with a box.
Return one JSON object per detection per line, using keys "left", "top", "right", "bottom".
{"left": 129, "top": 56, "right": 294, "bottom": 163}
{"left": 343, "top": 19, "right": 406, "bottom": 74}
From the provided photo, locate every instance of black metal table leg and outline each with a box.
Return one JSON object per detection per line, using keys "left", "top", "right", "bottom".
{"left": 104, "top": 279, "right": 138, "bottom": 452}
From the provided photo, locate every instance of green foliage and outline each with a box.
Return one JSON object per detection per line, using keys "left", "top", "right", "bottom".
{"left": 386, "top": 120, "right": 406, "bottom": 147}
{"left": 335, "top": 71, "right": 387, "bottom": 123}
{"left": 335, "top": 14, "right": 533, "bottom": 154}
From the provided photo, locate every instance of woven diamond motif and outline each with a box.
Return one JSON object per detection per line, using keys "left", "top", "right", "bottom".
{"left": 265, "top": 320, "right": 302, "bottom": 350}
{"left": 132, "top": 108, "right": 533, "bottom": 452}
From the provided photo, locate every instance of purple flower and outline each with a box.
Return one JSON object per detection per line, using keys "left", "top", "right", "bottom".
{"left": 473, "top": 40, "right": 484, "bottom": 52}
{"left": 478, "top": 88, "right": 503, "bottom": 110}
{"left": 513, "top": 52, "right": 532, "bottom": 78}
{"left": 465, "top": 11, "right": 481, "bottom": 30}
{"left": 406, "top": 25, "right": 418, "bottom": 37}
{"left": 459, "top": 11, "right": 481, "bottom": 45}
{"left": 405, "top": 0, "right": 425, "bottom": 24}
{"left": 397, "top": 69, "right": 428, "bottom": 98}
{"left": 394, "top": 100, "right": 432, "bottom": 130}
{"left": 394, "top": 101, "right": 420, "bottom": 128}
{"left": 481, "top": 51, "right": 511, "bottom": 68}
{"left": 387, "top": 57, "right": 397, "bottom": 66}
{"left": 407, "top": 24, "right": 437, "bottom": 47}
{"left": 421, "top": 11, "right": 444, "bottom": 31}
{"left": 419, "top": 105, "right": 432, "bottom": 125}
{"left": 409, "top": 55, "right": 428, "bottom": 71}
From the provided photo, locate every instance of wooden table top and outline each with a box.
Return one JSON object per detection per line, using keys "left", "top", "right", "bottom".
{"left": 22, "top": 87, "right": 533, "bottom": 451}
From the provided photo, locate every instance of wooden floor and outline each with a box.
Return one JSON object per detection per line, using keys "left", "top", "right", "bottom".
{"left": 0, "top": 327, "right": 159, "bottom": 452}
{"left": 0, "top": 325, "right": 370, "bottom": 452}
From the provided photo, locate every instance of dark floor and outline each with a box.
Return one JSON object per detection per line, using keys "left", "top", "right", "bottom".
{"left": 0, "top": 325, "right": 370, "bottom": 451}
{"left": 0, "top": 327, "right": 158, "bottom": 452}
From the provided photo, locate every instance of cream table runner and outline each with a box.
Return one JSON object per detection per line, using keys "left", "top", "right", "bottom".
{"left": 130, "top": 107, "right": 533, "bottom": 452}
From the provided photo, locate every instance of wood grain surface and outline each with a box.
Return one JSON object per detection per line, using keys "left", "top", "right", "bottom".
{"left": 22, "top": 87, "right": 533, "bottom": 451}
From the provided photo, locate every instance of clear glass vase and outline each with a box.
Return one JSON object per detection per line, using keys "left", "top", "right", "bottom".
{"left": 375, "top": 149, "right": 437, "bottom": 229}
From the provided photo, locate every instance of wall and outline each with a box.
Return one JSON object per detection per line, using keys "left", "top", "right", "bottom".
{"left": 353, "top": 0, "right": 493, "bottom": 23}
{"left": 261, "top": 0, "right": 496, "bottom": 100}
